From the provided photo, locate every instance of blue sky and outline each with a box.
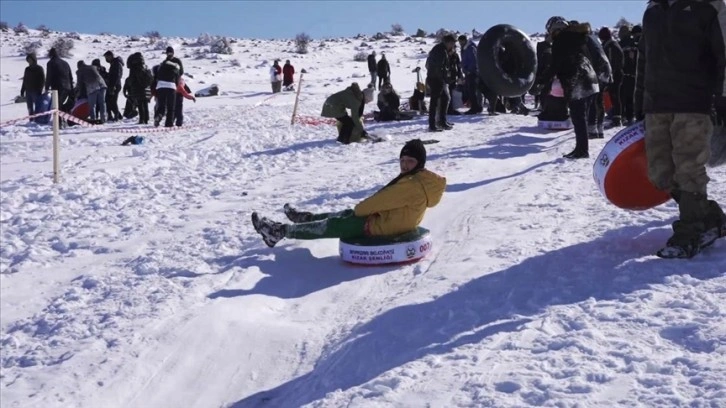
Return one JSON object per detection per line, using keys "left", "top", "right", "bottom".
{"left": 0, "top": 1, "right": 646, "bottom": 39}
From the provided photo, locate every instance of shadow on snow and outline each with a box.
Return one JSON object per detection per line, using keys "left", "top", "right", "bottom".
{"left": 207, "top": 246, "right": 401, "bottom": 300}
{"left": 229, "top": 222, "right": 725, "bottom": 407}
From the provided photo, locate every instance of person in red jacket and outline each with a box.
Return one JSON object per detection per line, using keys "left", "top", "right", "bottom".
{"left": 282, "top": 60, "right": 295, "bottom": 90}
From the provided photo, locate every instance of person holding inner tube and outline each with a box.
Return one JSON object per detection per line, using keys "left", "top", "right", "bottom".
{"left": 250, "top": 139, "right": 446, "bottom": 248}
{"left": 634, "top": 0, "right": 726, "bottom": 259}
{"left": 532, "top": 17, "right": 600, "bottom": 159}
{"left": 426, "top": 34, "right": 457, "bottom": 132}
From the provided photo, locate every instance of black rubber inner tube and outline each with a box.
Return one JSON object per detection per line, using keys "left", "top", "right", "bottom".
{"left": 477, "top": 24, "right": 537, "bottom": 97}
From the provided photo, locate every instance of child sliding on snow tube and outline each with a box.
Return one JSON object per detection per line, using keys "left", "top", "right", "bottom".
{"left": 251, "top": 139, "right": 446, "bottom": 248}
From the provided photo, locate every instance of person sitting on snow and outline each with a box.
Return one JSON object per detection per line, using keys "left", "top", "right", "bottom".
{"left": 375, "top": 80, "right": 413, "bottom": 122}
{"left": 251, "top": 139, "right": 446, "bottom": 248}
{"left": 321, "top": 82, "right": 369, "bottom": 144}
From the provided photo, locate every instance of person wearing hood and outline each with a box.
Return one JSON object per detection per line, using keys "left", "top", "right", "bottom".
{"left": 598, "top": 27, "right": 624, "bottom": 127}
{"left": 580, "top": 22, "right": 613, "bottom": 138}
{"left": 251, "top": 139, "right": 447, "bottom": 248}
{"left": 76, "top": 60, "right": 108, "bottom": 124}
{"left": 533, "top": 17, "right": 600, "bottom": 159}
{"left": 321, "top": 82, "right": 368, "bottom": 144}
{"left": 634, "top": 0, "right": 726, "bottom": 259}
{"left": 459, "top": 35, "right": 482, "bottom": 114}
{"left": 368, "top": 51, "right": 377, "bottom": 90}
{"left": 103, "top": 51, "right": 125, "bottom": 121}
{"left": 282, "top": 60, "right": 295, "bottom": 89}
{"left": 376, "top": 53, "right": 390, "bottom": 89}
{"left": 426, "top": 34, "right": 457, "bottom": 131}
{"left": 45, "top": 47, "right": 74, "bottom": 117}
{"left": 20, "top": 53, "right": 45, "bottom": 118}
{"left": 270, "top": 60, "right": 282, "bottom": 93}
{"left": 618, "top": 24, "right": 639, "bottom": 125}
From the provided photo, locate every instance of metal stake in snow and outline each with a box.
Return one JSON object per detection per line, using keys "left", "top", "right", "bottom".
{"left": 52, "top": 90, "right": 60, "bottom": 184}
{"left": 290, "top": 70, "right": 305, "bottom": 125}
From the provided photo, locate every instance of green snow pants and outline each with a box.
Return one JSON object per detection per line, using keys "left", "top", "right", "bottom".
{"left": 285, "top": 209, "right": 367, "bottom": 240}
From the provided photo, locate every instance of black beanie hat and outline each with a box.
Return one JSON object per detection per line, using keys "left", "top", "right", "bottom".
{"left": 400, "top": 139, "right": 426, "bottom": 170}
{"left": 166, "top": 46, "right": 174, "bottom": 53}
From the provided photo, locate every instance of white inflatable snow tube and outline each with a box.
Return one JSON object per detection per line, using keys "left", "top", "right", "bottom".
{"left": 339, "top": 227, "right": 432, "bottom": 265}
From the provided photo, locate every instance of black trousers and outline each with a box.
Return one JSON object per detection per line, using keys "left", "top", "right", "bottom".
{"left": 336, "top": 115, "right": 354, "bottom": 144}
{"left": 588, "top": 91, "right": 604, "bottom": 128}
{"left": 570, "top": 94, "right": 595, "bottom": 152}
{"left": 174, "top": 93, "right": 184, "bottom": 126}
{"left": 106, "top": 88, "right": 122, "bottom": 120}
{"left": 155, "top": 88, "right": 176, "bottom": 127}
{"left": 136, "top": 96, "right": 149, "bottom": 123}
{"left": 609, "top": 77, "right": 622, "bottom": 120}
{"left": 427, "top": 78, "right": 449, "bottom": 127}
{"left": 621, "top": 75, "right": 635, "bottom": 122}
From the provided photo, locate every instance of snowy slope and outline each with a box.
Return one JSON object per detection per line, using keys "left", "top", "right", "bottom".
{"left": 1, "top": 28, "right": 724, "bottom": 408}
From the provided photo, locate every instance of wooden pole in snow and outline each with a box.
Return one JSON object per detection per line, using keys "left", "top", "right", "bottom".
{"left": 51, "top": 90, "right": 60, "bottom": 184}
{"left": 290, "top": 72, "right": 304, "bottom": 125}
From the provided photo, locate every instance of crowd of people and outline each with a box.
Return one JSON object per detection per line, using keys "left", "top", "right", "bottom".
{"left": 16, "top": 2, "right": 726, "bottom": 259}
{"left": 310, "top": 4, "right": 725, "bottom": 259}
{"left": 21, "top": 45, "right": 210, "bottom": 128}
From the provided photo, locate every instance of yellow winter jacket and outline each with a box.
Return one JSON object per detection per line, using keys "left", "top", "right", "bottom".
{"left": 354, "top": 169, "right": 446, "bottom": 236}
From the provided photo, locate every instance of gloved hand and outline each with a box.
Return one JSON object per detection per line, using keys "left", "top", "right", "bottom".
{"left": 714, "top": 96, "right": 726, "bottom": 127}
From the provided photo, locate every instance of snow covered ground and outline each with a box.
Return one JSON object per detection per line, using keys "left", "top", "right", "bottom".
{"left": 1, "top": 29, "right": 725, "bottom": 408}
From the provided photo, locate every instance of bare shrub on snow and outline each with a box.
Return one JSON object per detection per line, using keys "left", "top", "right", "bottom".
{"left": 295, "top": 32, "right": 311, "bottom": 54}
{"left": 196, "top": 33, "right": 213, "bottom": 46}
{"left": 66, "top": 32, "right": 81, "bottom": 40}
{"left": 152, "top": 38, "right": 171, "bottom": 51}
{"left": 353, "top": 51, "right": 367, "bottom": 62}
{"left": 615, "top": 17, "right": 632, "bottom": 28}
{"left": 50, "top": 38, "right": 74, "bottom": 58}
{"left": 13, "top": 22, "right": 29, "bottom": 34}
{"left": 390, "top": 23, "right": 404, "bottom": 36}
{"left": 36, "top": 24, "right": 51, "bottom": 36}
{"left": 414, "top": 28, "right": 426, "bottom": 38}
{"left": 210, "top": 37, "right": 233, "bottom": 54}
{"left": 22, "top": 40, "right": 43, "bottom": 55}
{"left": 145, "top": 30, "right": 162, "bottom": 44}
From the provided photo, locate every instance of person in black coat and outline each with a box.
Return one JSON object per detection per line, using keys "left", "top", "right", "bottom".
{"left": 618, "top": 25, "right": 639, "bottom": 125}
{"left": 20, "top": 53, "right": 45, "bottom": 118}
{"left": 127, "top": 52, "right": 153, "bottom": 124}
{"left": 634, "top": 0, "right": 726, "bottom": 258}
{"left": 534, "top": 17, "right": 600, "bottom": 159}
{"left": 446, "top": 48, "right": 464, "bottom": 116}
{"left": 598, "top": 27, "right": 624, "bottom": 127}
{"left": 376, "top": 54, "right": 390, "bottom": 89}
{"left": 103, "top": 51, "right": 125, "bottom": 121}
{"left": 154, "top": 46, "right": 184, "bottom": 127}
{"left": 45, "top": 47, "right": 74, "bottom": 115}
{"left": 367, "top": 51, "right": 377, "bottom": 90}
{"left": 426, "top": 34, "right": 456, "bottom": 131}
